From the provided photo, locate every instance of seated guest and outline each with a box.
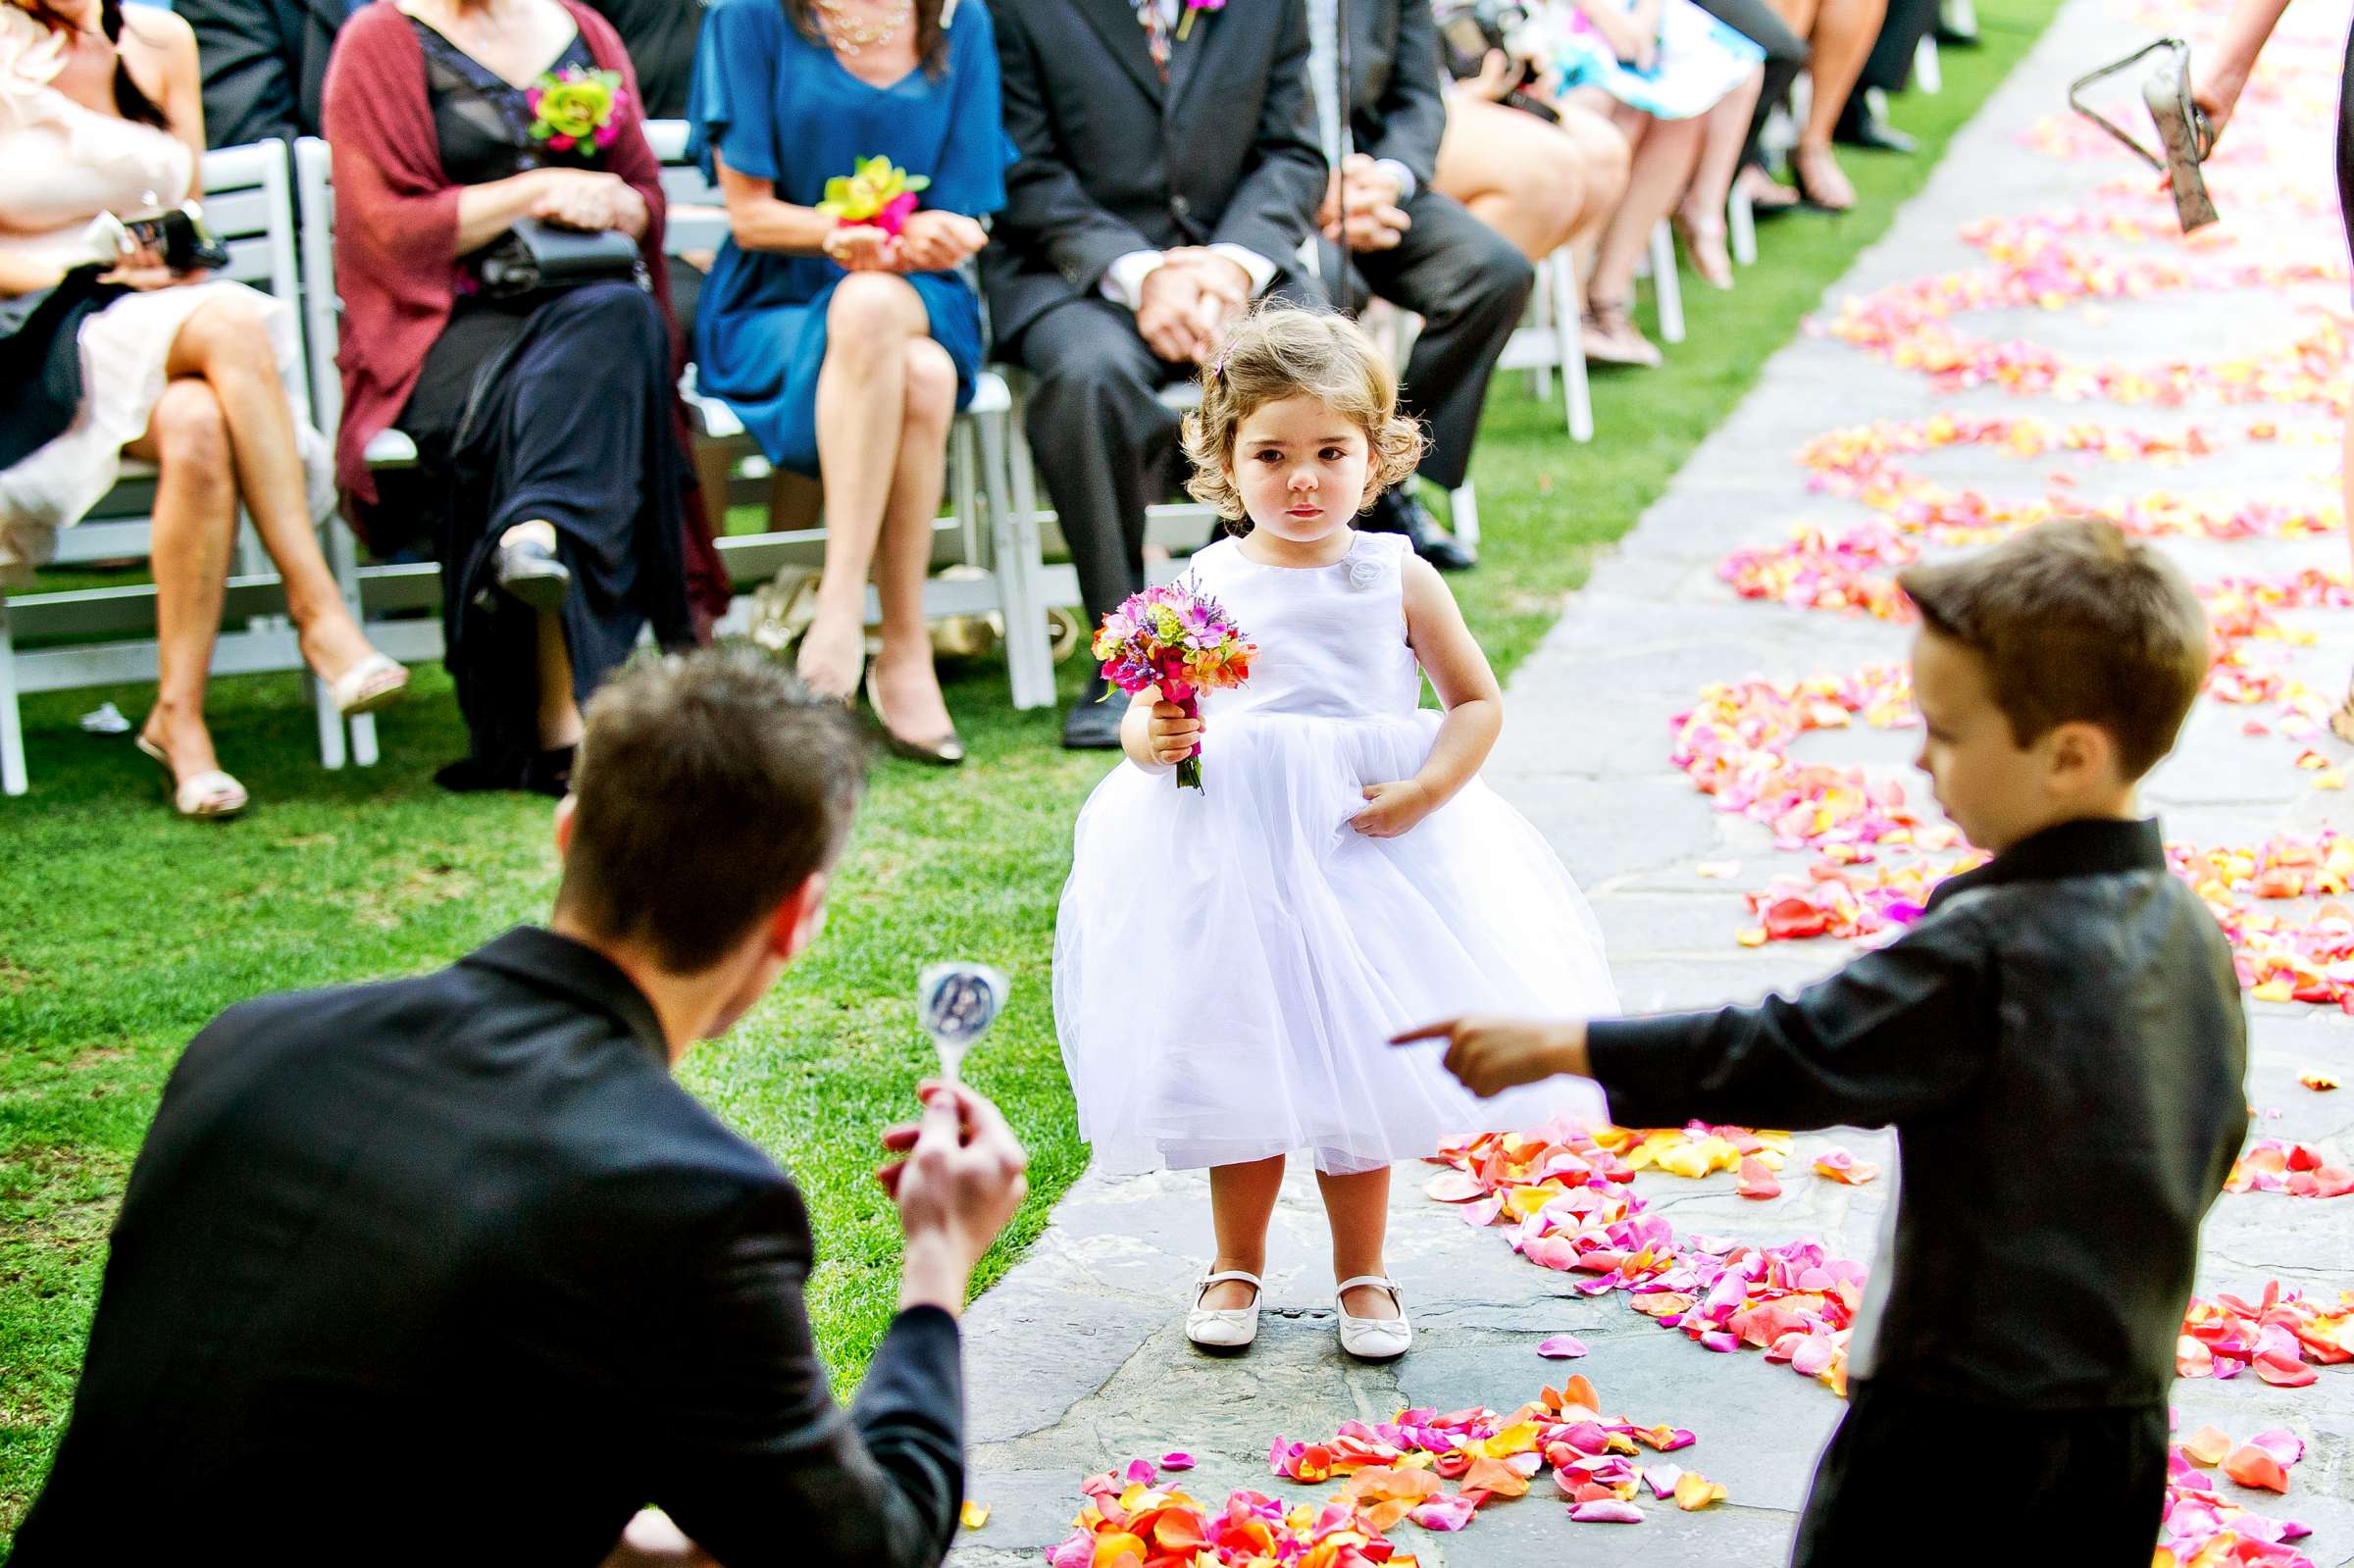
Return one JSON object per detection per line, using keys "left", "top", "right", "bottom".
{"left": 1687, "top": 0, "right": 1809, "bottom": 218}
{"left": 173, "top": 0, "right": 357, "bottom": 145}
{"left": 12, "top": 647, "right": 1033, "bottom": 1566}
{"left": 1435, "top": 47, "right": 1631, "bottom": 271}
{"left": 1521, "top": 0, "right": 1764, "bottom": 360}
{"left": 325, "top": 0, "right": 716, "bottom": 797}
{"left": 1760, "top": 0, "right": 1887, "bottom": 209}
{"left": 1310, "top": 0, "right": 1533, "bottom": 570}
{"left": 1832, "top": 0, "right": 1936, "bottom": 153}
{"left": 984, "top": 0, "right": 1324, "bottom": 749}
{"left": 0, "top": 0, "right": 407, "bottom": 820}
{"left": 690, "top": 0, "right": 1009, "bottom": 764}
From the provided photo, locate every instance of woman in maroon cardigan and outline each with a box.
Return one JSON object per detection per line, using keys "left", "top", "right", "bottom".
{"left": 324, "top": 0, "right": 717, "bottom": 795}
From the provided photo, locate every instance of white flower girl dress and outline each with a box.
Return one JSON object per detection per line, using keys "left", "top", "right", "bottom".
{"left": 1054, "top": 531, "right": 1616, "bottom": 1176}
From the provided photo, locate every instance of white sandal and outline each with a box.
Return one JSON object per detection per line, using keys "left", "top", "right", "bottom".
{"left": 328, "top": 652, "right": 410, "bottom": 718}
{"left": 1185, "top": 1269, "right": 1263, "bottom": 1350}
{"left": 135, "top": 733, "right": 248, "bottom": 821}
{"left": 1335, "top": 1275, "right": 1411, "bottom": 1361}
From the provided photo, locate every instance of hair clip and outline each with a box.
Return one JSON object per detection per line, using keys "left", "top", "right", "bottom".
{"left": 1210, "top": 342, "right": 1232, "bottom": 379}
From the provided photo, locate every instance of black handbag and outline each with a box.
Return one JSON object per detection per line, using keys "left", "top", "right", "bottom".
{"left": 478, "top": 217, "right": 647, "bottom": 300}
{"left": 0, "top": 267, "right": 129, "bottom": 470}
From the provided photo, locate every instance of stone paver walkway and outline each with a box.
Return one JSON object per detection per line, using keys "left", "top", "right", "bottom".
{"left": 950, "top": 0, "right": 2354, "bottom": 1559}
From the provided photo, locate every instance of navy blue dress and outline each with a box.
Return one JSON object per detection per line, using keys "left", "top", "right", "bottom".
{"left": 687, "top": 0, "right": 1012, "bottom": 476}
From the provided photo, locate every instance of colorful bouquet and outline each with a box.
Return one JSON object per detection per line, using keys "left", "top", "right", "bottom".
{"left": 526, "top": 66, "right": 628, "bottom": 157}
{"left": 1094, "top": 580, "right": 1255, "bottom": 791}
{"left": 817, "top": 156, "right": 931, "bottom": 238}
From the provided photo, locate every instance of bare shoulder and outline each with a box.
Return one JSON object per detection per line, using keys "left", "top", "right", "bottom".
{"left": 1398, "top": 551, "right": 1458, "bottom": 614}
{"left": 119, "top": 3, "right": 197, "bottom": 62}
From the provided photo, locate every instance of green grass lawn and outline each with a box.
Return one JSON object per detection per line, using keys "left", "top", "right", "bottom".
{"left": 0, "top": 7, "right": 2051, "bottom": 1541}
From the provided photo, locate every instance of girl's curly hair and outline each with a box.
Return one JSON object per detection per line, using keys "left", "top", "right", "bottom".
{"left": 1180, "top": 305, "right": 1428, "bottom": 532}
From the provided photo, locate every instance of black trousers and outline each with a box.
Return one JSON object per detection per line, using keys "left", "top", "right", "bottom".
{"left": 1690, "top": 0, "right": 1809, "bottom": 171}
{"left": 1859, "top": 0, "right": 1941, "bottom": 95}
{"left": 1329, "top": 188, "right": 1533, "bottom": 491}
{"left": 1792, "top": 1382, "right": 2169, "bottom": 1567}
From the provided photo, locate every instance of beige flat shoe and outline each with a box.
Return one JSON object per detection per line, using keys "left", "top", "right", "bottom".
{"left": 328, "top": 652, "right": 409, "bottom": 717}
{"left": 135, "top": 733, "right": 247, "bottom": 821}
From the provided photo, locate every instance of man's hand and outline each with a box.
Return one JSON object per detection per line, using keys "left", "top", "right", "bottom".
{"left": 1351, "top": 779, "right": 1436, "bottom": 837}
{"left": 1320, "top": 155, "right": 1410, "bottom": 254}
{"left": 893, "top": 210, "right": 988, "bottom": 274}
{"left": 1137, "top": 259, "right": 1214, "bottom": 364}
{"left": 1390, "top": 1014, "right": 1589, "bottom": 1097}
{"left": 878, "top": 1082, "right": 1029, "bottom": 1315}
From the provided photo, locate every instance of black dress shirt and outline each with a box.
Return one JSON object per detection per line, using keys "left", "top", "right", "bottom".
{"left": 1588, "top": 818, "right": 2249, "bottom": 1409}
{"left": 15, "top": 928, "right": 964, "bottom": 1566}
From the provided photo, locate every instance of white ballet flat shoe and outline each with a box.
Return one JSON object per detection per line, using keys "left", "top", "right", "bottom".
{"left": 1334, "top": 1275, "right": 1411, "bottom": 1361}
{"left": 1185, "top": 1270, "right": 1263, "bottom": 1350}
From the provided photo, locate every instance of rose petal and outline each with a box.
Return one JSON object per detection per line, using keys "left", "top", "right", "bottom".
{"left": 1568, "top": 1499, "right": 1646, "bottom": 1523}
{"left": 1537, "top": 1335, "right": 1590, "bottom": 1360}
{"left": 2223, "top": 1445, "right": 2291, "bottom": 1493}
{"left": 1157, "top": 1451, "right": 1196, "bottom": 1471}
{"left": 958, "top": 1499, "right": 990, "bottom": 1529}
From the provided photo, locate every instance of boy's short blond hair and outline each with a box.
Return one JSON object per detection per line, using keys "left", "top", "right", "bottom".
{"left": 1897, "top": 519, "right": 2209, "bottom": 781}
{"left": 1180, "top": 306, "right": 1427, "bottom": 528}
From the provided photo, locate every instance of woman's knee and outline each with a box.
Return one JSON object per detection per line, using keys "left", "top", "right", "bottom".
{"left": 900, "top": 339, "right": 958, "bottom": 429}
{"left": 174, "top": 293, "right": 277, "bottom": 378}
{"left": 149, "top": 379, "right": 232, "bottom": 484}
{"left": 826, "top": 272, "right": 924, "bottom": 341}
{"left": 558, "top": 279, "right": 669, "bottom": 350}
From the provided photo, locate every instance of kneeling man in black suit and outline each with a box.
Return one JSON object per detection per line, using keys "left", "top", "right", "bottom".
{"left": 14, "top": 649, "right": 1029, "bottom": 1568}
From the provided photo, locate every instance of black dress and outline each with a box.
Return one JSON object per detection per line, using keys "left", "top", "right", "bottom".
{"left": 2340, "top": 26, "right": 2354, "bottom": 269}
{"left": 387, "top": 17, "right": 692, "bottom": 794}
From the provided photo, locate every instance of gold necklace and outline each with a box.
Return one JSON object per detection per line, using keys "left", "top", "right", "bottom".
{"left": 814, "top": 0, "right": 911, "bottom": 54}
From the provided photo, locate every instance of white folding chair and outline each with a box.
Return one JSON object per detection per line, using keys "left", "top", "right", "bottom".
{"left": 2, "top": 140, "right": 352, "bottom": 796}
{"left": 642, "top": 121, "right": 1059, "bottom": 710}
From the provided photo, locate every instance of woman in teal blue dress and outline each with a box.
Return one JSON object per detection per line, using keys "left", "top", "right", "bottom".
{"left": 689, "top": 0, "right": 1010, "bottom": 762}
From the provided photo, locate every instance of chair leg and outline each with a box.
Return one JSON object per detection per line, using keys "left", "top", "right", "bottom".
{"left": 1449, "top": 481, "right": 1481, "bottom": 551}
{"left": 0, "top": 603, "right": 25, "bottom": 797}
{"left": 309, "top": 668, "right": 348, "bottom": 771}
{"left": 951, "top": 417, "right": 983, "bottom": 567}
{"left": 1527, "top": 256, "right": 1557, "bottom": 403}
{"left": 1728, "top": 181, "right": 1759, "bottom": 268}
{"left": 1551, "top": 254, "right": 1595, "bottom": 443}
{"left": 324, "top": 515, "right": 381, "bottom": 770}
{"left": 985, "top": 405, "right": 1055, "bottom": 711}
{"left": 1649, "top": 221, "right": 1686, "bottom": 345}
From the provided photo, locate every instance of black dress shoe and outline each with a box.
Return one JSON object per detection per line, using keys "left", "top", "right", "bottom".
{"left": 1834, "top": 96, "right": 1917, "bottom": 155}
{"left": 1062, "top": 669, "right": 1126, "bottom": 750}
{"left": 1370, "top": 490, "right": 1478, "bottom": 572}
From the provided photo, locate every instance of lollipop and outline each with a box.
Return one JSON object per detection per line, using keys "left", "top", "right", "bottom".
{"left": 917, "top": 962, "right": 1009, "bottom": 1086}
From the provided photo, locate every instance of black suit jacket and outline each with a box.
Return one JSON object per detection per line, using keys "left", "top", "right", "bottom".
{"left": 1341, "top": 0, "right": 1449, "bottom": 189}
{"left": 14, "top": 928, "right": 965, "bottom": 1567}
{"left": 982, "top": 0, "right": 1326, "bottom": 348}
{"left": 177, "top": 0, "right": 354, "bottom": 146}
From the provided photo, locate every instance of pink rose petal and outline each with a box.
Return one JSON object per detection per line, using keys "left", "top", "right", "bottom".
{"left": 1537, "top": 1334, "right": 1590, "bottom": 1359}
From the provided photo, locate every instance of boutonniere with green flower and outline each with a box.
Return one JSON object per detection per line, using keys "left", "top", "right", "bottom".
{"left": 526, "top": 65, "right": 629, "bottom": 158}
{"left": 816, "top": 155, "right": 931, "bottom": 237}
{"left": 1173, "top": 0, "right": 1224, "bottom": 41}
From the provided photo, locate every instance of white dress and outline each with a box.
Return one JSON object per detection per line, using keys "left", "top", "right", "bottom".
{"left": 0, "top": 5, "right": 332, "bottom": 586}
{"left": 1053, "top": 531, "right": 1614, "bottom": 1176}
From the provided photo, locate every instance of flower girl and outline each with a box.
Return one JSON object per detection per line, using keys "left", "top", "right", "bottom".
{"left": 1052, "top": 308, "right": 1615, "bottom": 1361}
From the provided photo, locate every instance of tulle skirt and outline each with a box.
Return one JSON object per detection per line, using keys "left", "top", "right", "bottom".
{"left": 1053, "top": 708, "right": 1616, "bottom": 1176}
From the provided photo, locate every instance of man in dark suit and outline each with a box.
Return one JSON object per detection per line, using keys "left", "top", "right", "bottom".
{"left": 177, "top": 0, "right": 359, "bottom": 146}
{"left": 1310, "top": 0, "right": 1532, "bottom": 572}
{"left": 984, "top": 0, "right": 1326, "bottom": 749}
{"left": 12, "top": 650, "right": 1029, "bottom": 1567}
